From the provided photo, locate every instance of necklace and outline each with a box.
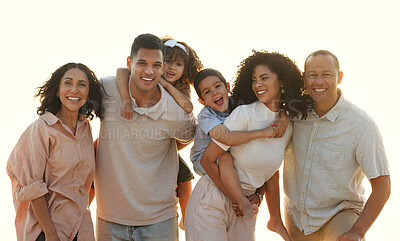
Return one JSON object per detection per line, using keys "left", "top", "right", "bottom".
{"left": 56, "top": 114, "right": 77, "bottom": 133}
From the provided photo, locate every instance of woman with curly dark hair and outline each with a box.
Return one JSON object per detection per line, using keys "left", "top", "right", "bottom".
{"left": 231, "top": 50, "right": 311, "bottom": 119}
{"left": 186, "top": 51, "right": 310, "bottom": 241}
{"left": 7, "top": 63, "right": 105, "bottom": 241}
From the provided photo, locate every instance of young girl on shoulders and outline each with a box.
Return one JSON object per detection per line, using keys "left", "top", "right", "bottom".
{"left": 117, "top": 36, "right": 202, "bottom": 117}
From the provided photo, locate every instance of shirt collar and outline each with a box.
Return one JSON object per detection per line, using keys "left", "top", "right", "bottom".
{"left": 129, "top": 77, "right": 165, "bottom": 121}
{"left": 40, "top": 111, "right": 58, "bottom": 125}
{"left": 206, "top": 106, "right": 230, "bottom": 118}
{"left": 317, "top": 89, "right": 346, "bottom": 123}
{"left": 40, "top": 111, "right": 88, "bottom": 129}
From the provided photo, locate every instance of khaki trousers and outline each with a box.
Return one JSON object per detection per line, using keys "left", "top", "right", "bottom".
{"left": 185, "top": 175, "right": 257, "bottom": 241}
{"left": 285, "top": 209, "right": 365, "bottom": 241}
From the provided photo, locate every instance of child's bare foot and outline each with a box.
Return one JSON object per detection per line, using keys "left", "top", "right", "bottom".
{"left": 239, "top": 201, "right": 258, "bottom": 218}
{"left": 267, "top": 219, "right": 292, "bottom": 241}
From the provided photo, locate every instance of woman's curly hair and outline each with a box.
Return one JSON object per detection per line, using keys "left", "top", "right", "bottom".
{"left": 161, "top": 36, "right": 203, "bottom": 86}
{"left": 35, "top": 63, "right": 105, "bottom": 120}
{"left": 231, "top": 50, "right": 313, "bottom": 119}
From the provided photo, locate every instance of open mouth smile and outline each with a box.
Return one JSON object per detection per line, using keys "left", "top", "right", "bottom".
{"left": 214, "top": 97, "right": 224, "bottom": 106}
{"left": 66, "top": 97, "right": 81, "bottom": 102}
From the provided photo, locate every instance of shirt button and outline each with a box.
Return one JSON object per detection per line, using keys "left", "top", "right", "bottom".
{"left": 307, "top": 157, "right": 311, "bottom": 160}
{"left": 315, "top": 120, "right": 320, "bottom": 124}
{"left": 311, "top": 139, "right": 315, "bottom": 142}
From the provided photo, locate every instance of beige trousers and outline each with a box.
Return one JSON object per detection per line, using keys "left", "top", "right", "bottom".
{"left": 185, "top": 175, "right": 257, "bottom": 241}
{"left": 285, "top": 209, "right": 365, "bottom": 241}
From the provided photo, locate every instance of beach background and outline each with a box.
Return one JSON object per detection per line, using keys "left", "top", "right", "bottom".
{"left": 1, "top": 0, "right": 399, "bottom": 240}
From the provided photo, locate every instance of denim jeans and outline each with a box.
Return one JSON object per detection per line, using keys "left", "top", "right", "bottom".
{"left": 96, "top": 216, "right": 178, "bottom": 241}
{"left": 36, "top": 232, "right": 77, "bottom": 241}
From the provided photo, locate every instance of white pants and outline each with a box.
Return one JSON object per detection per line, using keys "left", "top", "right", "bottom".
{"left": 185, "top": 175, "right": 257, "bottom": 241}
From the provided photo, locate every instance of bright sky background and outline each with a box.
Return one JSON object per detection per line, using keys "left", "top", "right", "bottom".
{"left": 1, "top": 0, "right": 399, "bottom": 240}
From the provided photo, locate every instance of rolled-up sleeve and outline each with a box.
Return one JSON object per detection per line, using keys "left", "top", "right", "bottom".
{"left": 356, "top": 121, "right": 390, "bottom": 180}
{"left": 7, "top": 121, "right": 49, "bottom": 201}
{"left": 170, "top": 112, "right": 196, "bottom": 144}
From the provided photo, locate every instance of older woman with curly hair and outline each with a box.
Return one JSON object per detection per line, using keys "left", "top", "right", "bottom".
{"left": 7, "top": 63, "right": 105, "bottom": 241}
{"left": 185, "top": 50, "right": 312, "bottom": 241}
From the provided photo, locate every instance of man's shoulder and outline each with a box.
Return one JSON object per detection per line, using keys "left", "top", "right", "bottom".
{"left": 99, "top": 76, "right": 116, "bottom": 87}
{"left": 160, "top": 88, "right": 195, "bottom": 121}
{"left": 341, "top": 99, "right": 375, "bottom": 125}
{"left": 99, "top": 76, "right": 119, "bottom": 100}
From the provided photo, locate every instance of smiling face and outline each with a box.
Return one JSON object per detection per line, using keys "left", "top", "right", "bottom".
{"left": 162, "top": 56, "right": 185, "bottom": 84}
{"left": 304, "top": 54, "right": 343, "bottom": 116}
{"left": 57, "top": 68, "right": 89, "bottom": 115}
{"left": 251, "top": 65, "right": 282, "bottom": 111}
{"left": 127, "top": 48, "right": 164, "bottom": 96}
{"left": 198, "top": 76, "right": 230, "bottom": 113}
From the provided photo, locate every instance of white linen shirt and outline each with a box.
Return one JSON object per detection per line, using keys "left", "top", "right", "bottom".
{"left": 283, "top": 91, "right": 390, "bottom": 235}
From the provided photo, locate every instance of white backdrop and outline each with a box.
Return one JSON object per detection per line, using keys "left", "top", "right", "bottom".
{"left": 1, "top": 0, "right": 399, "bottom": 240}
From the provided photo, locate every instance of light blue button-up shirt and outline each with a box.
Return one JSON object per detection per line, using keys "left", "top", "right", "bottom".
{"left": 283, "top": 91, "right": 390, "bottom": 235}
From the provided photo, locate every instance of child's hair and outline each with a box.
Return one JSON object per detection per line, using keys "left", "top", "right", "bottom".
{"left": 232, "top": 50, "right": 312, "bottom": 119}
{"left": 161, "top": 36, "right": 203, "bottom": 86}
{"left": 194, "top": 68, "right": 227, "bottom": 100}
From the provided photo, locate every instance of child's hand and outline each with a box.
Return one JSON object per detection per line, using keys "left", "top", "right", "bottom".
{"left": 232, "top": 193, "right": 262, "bottom": 216}
{"left": 271, "top": 122, "right": 286, "bottom": 138}
{"left": 120, "top": 99, "right": 133, "bottom": 120}
{"left": 272, "top": 111, "right": 289, "bottom": 138}
{"left": 260, "top": 126, "right": 275, "bottom": 138}
{"left": 232, "top": 203, "right": 243, "bottom": 216}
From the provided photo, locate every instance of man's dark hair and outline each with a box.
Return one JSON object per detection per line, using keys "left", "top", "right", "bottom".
{"left": 130, "top": 33, "right": 165, "bottom": 59}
